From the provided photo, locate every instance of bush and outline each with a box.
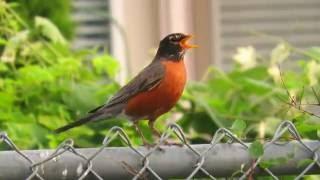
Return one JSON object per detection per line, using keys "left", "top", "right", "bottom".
{"left": 0, "top": 1, "right": 121, "bottom": 149}
{"left": 7, "top": 0, "right": 74, "bottom": 39}
{"left": 178, "top": 44, "right": 320, "bottom": 143}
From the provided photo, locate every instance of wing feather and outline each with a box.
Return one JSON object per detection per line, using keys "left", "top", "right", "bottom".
{"left": 89, "top": 61, "right": 165, "bottom": 113}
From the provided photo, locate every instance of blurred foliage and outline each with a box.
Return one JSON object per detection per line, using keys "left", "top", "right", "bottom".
{"left": 178, "top": 43, "right": 320, "bottom": 144}
{"left": 7, "top": 0, "right": 74, "bottom": 39}
{"left": 0, "top": 1, "right": 125, "bottom": 149}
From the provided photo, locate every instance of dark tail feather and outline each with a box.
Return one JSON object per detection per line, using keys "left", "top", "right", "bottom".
{"left": 88, "top": 104, "right": 104, "bottom": 113}
{"left": 54, "top": 112, "right": 103, "bottom": 133}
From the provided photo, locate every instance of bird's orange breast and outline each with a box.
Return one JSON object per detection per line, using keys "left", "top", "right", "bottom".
{"left": 125, "top": 60, "right": 186, "bottom": 120}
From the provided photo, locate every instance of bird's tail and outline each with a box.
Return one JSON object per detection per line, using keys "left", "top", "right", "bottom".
{"left": 54, "top": 111, "right": 104, "bottom": 133}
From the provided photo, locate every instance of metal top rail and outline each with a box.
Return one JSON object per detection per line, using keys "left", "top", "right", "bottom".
{"left": 0, "top": 121, "right": 319, "bottom": 179}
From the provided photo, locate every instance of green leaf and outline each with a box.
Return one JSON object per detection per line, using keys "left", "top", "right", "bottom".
{"left": 260, "top": 157, "right": 288, "bottom": 168}
{"left": 249, "top": 141, "right": 264, "bottom": 158}
{"left": 230, "top": 66, "right": 268, "bottom": 81}
{"left": 242, "top": 78, "right": 273, "bottom": 94}
{"left": 194, "top": 96, "right": 225, "bottom": 128}
{"left": 295, "top": 121, "right": 320, "bottom": 139}
{"left": 304, "top": 47, "right": 320, "bottom": 61}
{"left": 37, "top": 115, "right": 67, "bottom": 129}
{"left": 0, "top": 38, "right": 7, "bottom": 45}
{"left": 231, "top": 119, "right": 246, "bottom": 133}
{"left": 0, "top": 88, "right": 15, "bottom": 109}
{"left": 92, "top": 54, "right": 119, "bottom": 77}
{"left": 18, "top": 65, "right": 54, "bottom": 84}
{"left": 0, "top": 63, "right": 8, "bottom": 72}
{"left": 1, "top": 31, "right": 29, "bottom": 63}
{"left": 35, "top": 16, "right": 67, "bottom": 44}
{"left": 297, "top": 159, "right": 314, "bottom": 168}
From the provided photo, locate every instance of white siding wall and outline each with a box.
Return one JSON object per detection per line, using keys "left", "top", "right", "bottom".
{"left": 72, "top": 0, "right": 111, "bottom": 50}
{"left": 219, "top": 0, "right": 320, "bottom": 67}
{"left": 70, "top": 0, "right": 320, "bottom": 78}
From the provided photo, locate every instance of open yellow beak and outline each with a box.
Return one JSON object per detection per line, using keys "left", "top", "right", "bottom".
{"left": 180, "top": 35, "right": 198, "bottom": 49}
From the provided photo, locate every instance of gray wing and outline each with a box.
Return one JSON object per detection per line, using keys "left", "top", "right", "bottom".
{"left": 89, "top": 61, "right": 165, "bottom": 113}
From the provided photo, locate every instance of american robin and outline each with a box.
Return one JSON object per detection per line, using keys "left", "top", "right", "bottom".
{"left": 54, "top": 33, "right": 197, "bottom": 145}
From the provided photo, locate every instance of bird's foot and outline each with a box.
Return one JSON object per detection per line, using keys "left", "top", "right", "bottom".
{"left": 163, "top": 140, "right": 183, "bottom": 147}
{"left": 143, "top": 141, "right": 155, "bottom": 148}
{"left": 143, "top": 141, "right": 164, "bottom": 151}
{"left": 143, "top": 141, "right": 160, "bottom": 149}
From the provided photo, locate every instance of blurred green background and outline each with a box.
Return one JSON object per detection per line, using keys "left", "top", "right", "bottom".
{"left": 0, "top": 0, "right": 319, "bottom": 154}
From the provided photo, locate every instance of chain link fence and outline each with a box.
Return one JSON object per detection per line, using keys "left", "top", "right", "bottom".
{"left": 0, "top": 120, "right": 319, "bottom": 179}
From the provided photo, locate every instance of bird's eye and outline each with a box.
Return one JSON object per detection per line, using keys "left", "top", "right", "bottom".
{"left": 168, "top": 36, "right": 175, "bottom": 41}
{"left": 169, "top": 34, "right": 181, "bottom": 42}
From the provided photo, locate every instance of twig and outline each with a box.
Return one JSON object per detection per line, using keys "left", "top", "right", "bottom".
{"left": 278, "top": 66, "right": 320, "bottom": 118}
{"left": 311, "top": 87, "right": 320, "bottom": 105}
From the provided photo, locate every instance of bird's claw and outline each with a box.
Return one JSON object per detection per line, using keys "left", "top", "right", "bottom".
{"left": 163, "top": 140, "right": 183, "bottom": 147}
{"left": 142, "top": 140, "right": 183, "bottom": 152}
{"left": 143, "top": 141, "right": 164, "bottom": 151}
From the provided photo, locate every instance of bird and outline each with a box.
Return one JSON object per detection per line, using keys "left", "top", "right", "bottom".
{"left": 54, "top": 33, "right": 197, "bottom": 145}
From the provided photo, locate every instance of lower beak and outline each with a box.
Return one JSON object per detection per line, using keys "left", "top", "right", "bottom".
{"left": 180, "top": 35, "right": 198, "bottom": 49}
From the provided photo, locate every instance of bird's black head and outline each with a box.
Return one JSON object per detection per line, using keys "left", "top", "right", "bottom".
{"left": 155, "top": 33, "right": 197, "bottom": 61}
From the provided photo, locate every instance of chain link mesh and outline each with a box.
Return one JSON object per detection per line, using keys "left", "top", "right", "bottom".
{"left": 0, "top": 120, "right": 319, "bottom": 179}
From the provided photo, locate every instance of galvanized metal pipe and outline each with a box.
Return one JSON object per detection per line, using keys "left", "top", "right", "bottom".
{"left": 0, "top": 141, "right": 319, "bottom": 179}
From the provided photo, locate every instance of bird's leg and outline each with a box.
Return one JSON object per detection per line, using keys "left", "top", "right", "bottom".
{"left": 148, "top": 120, "right": 180, "bottom": 146}
{"left": 133, "top": 121, "right": 150, "bottom": 146}
{"left": 148, "top": 121, "right": 161, "bottom": 138}
{"left": 146, "top": 120, "right": 165, "bottom": 151}
{"left": 148, "top": 120, "right": 183, "bottom": 147}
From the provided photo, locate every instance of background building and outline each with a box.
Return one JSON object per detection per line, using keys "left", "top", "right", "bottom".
{"left": 73, "top": 0, "right": 320, "bottom": 81}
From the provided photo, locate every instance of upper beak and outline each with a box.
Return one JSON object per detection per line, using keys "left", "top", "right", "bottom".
{"left": 180, "top": 35, "right": 198, "bottom": 49}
